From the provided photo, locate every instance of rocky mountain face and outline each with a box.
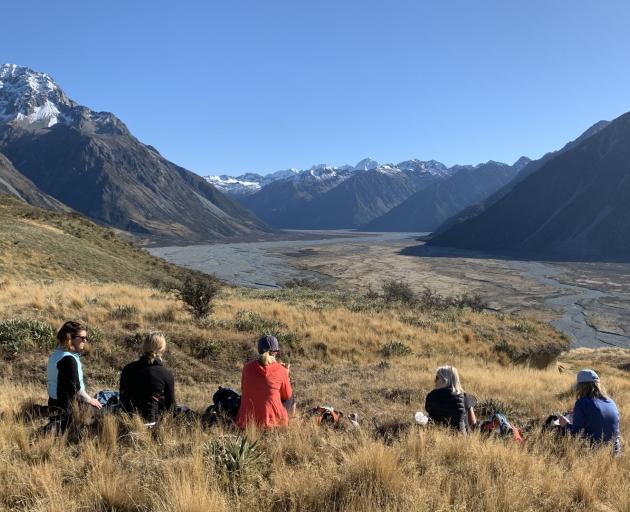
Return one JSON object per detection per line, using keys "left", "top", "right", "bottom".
{"left": 363, "top": 161, "right": 519, "bottom": 232}
{"left": 431, "top": 122, "right": 610, "bottom": 238}
{"left": 428, "top": 112, "right": 630, "bottom": 259}
{"left": 0, "top": 64, "right": 270, "bottom": 241}
{"left": 238, "top": 159, "right": 452, "bottom": 228}
{"left": 0, "top": 151, "right": 67, "bottom": 210}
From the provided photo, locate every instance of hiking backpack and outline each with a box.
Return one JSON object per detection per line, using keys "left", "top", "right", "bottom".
{"left": 479, "top": 413, "right": 523, "bottom": 442}
{"left": 202, "top": 386, "right": 241, "bottom": 426}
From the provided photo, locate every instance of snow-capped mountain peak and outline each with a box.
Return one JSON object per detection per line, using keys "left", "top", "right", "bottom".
{"left": 396, "top": 159, "right": 449, "bottom": 175}
{"left": 0, "top": 63, "right": 128, "bottom": 135}
{"left": 354, "top": 157, "right": 379, "bottom": 171}
{"left": 0, "top": 64, "right": 71, "bottom": 128}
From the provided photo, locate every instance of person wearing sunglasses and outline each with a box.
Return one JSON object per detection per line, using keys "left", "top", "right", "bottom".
{"left": 235, "top": 335, "right": 294, "bottom": 429}
{"left": 47, "top": 321, "right": 102, "bottom": 431}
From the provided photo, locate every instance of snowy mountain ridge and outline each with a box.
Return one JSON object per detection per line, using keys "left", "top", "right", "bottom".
{"left": 0, "top": 63, "right": 128, "bottom": 135}
{"left": 205, "top": 157, "right": 456, "bottom": 197}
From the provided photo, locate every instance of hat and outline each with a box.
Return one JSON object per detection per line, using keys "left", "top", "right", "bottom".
{"left": 257, "top": 335, "right": 279, "bottom": 354}
{"left": 577, "top": 369, "right": 599, "bottom": 384}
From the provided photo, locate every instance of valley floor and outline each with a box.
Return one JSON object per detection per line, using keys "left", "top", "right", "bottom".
{"left": 150, "top": 231, "right": 630, "bottom": 350}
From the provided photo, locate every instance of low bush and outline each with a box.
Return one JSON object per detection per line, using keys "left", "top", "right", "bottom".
{"left": 380, "top": 340, "right": 412, "bottom": 358}
{"left": 179, "top": 275, "right": 222, "bottom": 319}
{"left": 193, "top": 339, "right": 222, "bottom": 359}
{"left": 382, "top": 280, "right": 415, "bottom": 304}
{"left": 233, "top": 310, "right": 286, "bottom": 333}
{"left": 109, "top": 304, "right": 138, "bottom": 320}
{"left": 0, "top": 319, "right": 56, "bottom": 356}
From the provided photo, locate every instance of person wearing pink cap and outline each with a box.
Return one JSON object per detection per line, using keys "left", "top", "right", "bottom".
{"left": 558, "top": 369, "right": 620, "bottom": 454}
{"left": 235, "top": 335, "right": 294, "bottom": 429}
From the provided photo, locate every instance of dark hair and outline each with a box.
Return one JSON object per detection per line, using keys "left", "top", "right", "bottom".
{"left": 56, "top": 321, "right": 87, "bottom": 350}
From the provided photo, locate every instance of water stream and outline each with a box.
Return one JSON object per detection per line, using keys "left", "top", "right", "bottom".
{"left": 510, "top": 261, "right": 630, "bottom": 349}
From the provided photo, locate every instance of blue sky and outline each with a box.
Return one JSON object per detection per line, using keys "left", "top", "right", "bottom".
{"left": 1, "top": 1, "right": 629, "bottom": 175}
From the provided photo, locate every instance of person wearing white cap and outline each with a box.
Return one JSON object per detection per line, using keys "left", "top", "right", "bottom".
{"left": 558, "top": 369, "right": 620, "bottom": 454}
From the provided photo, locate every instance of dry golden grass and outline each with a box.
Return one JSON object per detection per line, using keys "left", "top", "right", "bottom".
{"left": 0, "top": 279, "right": 627, "bottom": 511}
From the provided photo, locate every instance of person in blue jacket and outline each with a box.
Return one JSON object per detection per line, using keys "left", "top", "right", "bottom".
{"left": 558, "top": 369, "right": 620, "bottom": 454}
{"left": 47, "top": 321, "right": 102, "bottom": 430}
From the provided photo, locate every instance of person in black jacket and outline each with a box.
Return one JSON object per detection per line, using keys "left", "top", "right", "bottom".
{"left": 119, "top": 332, "right": 175, "bottom": 424}
{"left": 425, "top": 365, "right": 468, "bottom": 433}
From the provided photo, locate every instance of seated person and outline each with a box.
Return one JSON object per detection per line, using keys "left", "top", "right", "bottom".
{"left": 558, "top": 369, "right": 620, "bottom": 454}
{"left": 47, "top": 321, "right": 102, "bottom": 430}
{"left": 236, "top": 335, "right": 294, "bottom": 429}
{"left": 119, "top": 332, "right": 175, "bottom": 423}
{"left": 425, "top": 365, "right": 467, "bottom": 433}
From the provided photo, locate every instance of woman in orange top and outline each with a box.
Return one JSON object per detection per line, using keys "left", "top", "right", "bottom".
{"left": 236, "top": 335, "right": 294, "bottom": 429}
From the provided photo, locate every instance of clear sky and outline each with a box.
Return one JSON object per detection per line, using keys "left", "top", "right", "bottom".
{"left": 1, "top": 1, "right": 629, "bottom": 175}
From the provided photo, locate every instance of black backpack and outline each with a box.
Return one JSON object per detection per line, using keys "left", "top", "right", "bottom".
{"left": 202, "top": 386, "right": 241, "bottom": 426}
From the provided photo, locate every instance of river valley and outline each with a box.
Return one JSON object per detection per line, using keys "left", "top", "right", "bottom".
{"left": 149, "top": 232, "right": 630, "bottom": 350}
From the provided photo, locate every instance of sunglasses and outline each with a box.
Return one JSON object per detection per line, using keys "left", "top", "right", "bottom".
{"left": 73, "top": 335, "right": 88, "bottom": 342}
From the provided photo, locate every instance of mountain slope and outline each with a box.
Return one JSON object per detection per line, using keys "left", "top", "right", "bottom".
{"left": 0, "top": 64, "right": 270, "bottom": 241}
{"left": 364, "top": 161, "right": 517, "bottom": 232}
{"left": 428, "top": 112, "right": 630, "bottom": 258}
{"left": 431, "top": 121, "right": 610, "bottom": 237}
{"left": 0, "top": 194, "right": 192, "bottom": 284}
{"left": 0, "top": 151, "right": 67, "bottom": 210}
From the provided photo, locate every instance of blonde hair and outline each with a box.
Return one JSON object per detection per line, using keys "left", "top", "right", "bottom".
{"left": 142, "top": 332, "right": 166, "bottom": 363}
{"left": 258, "top": 351, "right": 276, "bottom": 366}
{"left": 576, "top": 381, "right": 607, "bottom": 400}
{"left": 435, "top": 365, "right": 464, "bottom": 395}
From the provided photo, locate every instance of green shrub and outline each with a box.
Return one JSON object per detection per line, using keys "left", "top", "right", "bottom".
{"left": 380, "top": 340, "right": 412, "bottom": 357}
{"left": 197, "top": 317, "right": 232, "bottom": 330}
{"left": 233, "top": 310, "right": 286, "bottom": 333}
{"left": 0, "top": 319, "right": 56, "bottom": 356}
{"left": 347, "top": 296, "right": 386, "bottom": 313}
{"left": 194, "top": 339, "right": 222, "bottom": 359}
{"left": 204, "top": 436, "right": 265, "bottom": 489}
{"left": 179, "top": 275, "right": 222, "bottom": 319}
{"left": 88, "top": 326, "right": 105, "bottom": 345}
{"left": 109, "top": 304, "right": 138, "bottom": 320}
{"left": 382, "top": 280, "right": 415, "bottom": 304}
{"left": 453, "top": 293, "right": 488, "bottom": 312}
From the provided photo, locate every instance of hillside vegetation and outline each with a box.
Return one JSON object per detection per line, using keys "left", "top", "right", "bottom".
{"left": 0, "top": 201, "right": 628, "bottom": 511}
{"left": 0, "top": 195, "right": 188, "bottom": 285}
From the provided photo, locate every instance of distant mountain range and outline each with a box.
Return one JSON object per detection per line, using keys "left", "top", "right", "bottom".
{"left": 363, "top": 160, "right": 524, "bottom": 232}
{"left": 428, "top": 115, "right": 630, "bottom": 258}
{"left": 3, "top": 64, "right": 629, "bottom": 259}
{"left": 230, "top": 158, "right": 454, "bottom": 229}
{"left": 0, "top": 64, "right": 270, "bottom": 242}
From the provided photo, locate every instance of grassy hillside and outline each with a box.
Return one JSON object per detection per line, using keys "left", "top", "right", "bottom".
{"left": 0, "top": 194, "right": 189, "bottom": 285}
{"left": 0, "top": 199, "right": 628, "bottom": 511}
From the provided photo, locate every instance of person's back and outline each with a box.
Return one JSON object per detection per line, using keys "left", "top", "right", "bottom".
{"left": 236, "top": 335, "right": 293, "bottom": 429}
{"left": 559, "top": 369, "right": 621, "bottom": 455}
{"left": 569, "top": 396, "right": 619, "bottom": 444}
{"left": 425, "top": 386, "right": 467, "bottom": 432}
{"left": 119, "top": 332, "right": 175, "bottom": 423}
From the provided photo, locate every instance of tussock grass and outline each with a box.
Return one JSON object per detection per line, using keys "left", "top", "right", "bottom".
{"left": 0, "top": 279, "right": 628, "bottom": 510}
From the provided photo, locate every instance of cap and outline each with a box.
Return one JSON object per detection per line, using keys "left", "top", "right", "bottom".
{"left": 576, "top": 369, "right": 599, "bottom": 384}
{"left": 257, "top": 335, "right": 279, "bottom": 354}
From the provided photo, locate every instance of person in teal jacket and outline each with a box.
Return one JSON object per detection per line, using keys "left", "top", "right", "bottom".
{"left": 559, "top": 369, "right": 620, "bottom": 455}
{"left": 47, "top": 321, "right": 101, "bottom": 430}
